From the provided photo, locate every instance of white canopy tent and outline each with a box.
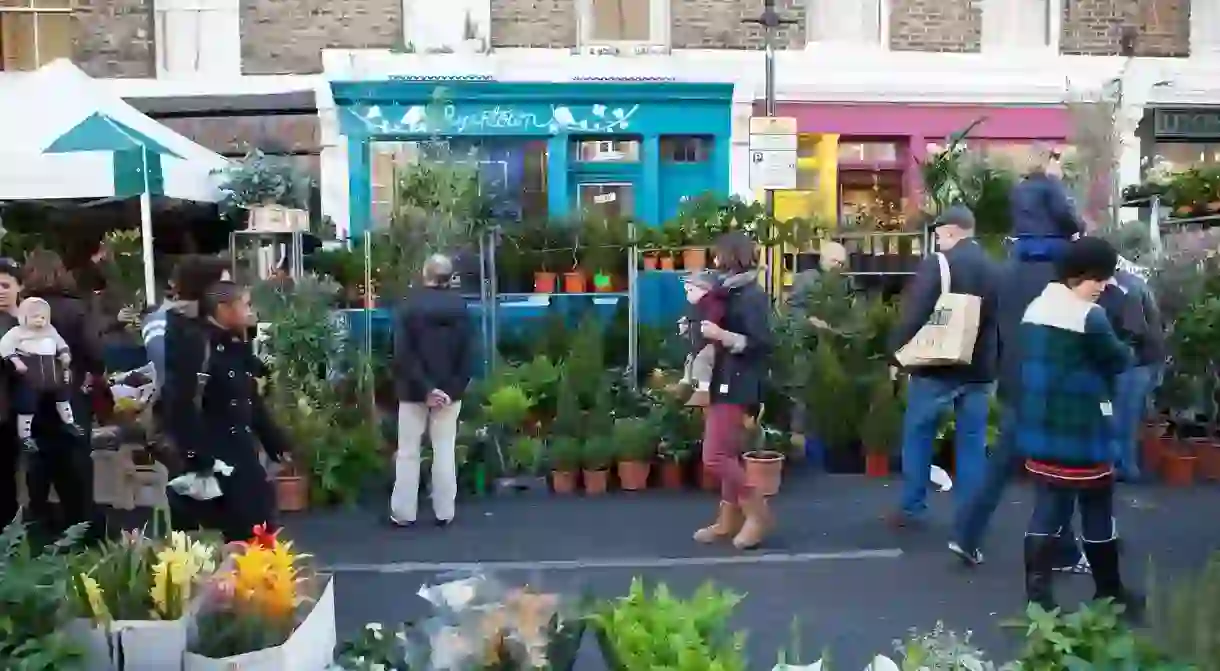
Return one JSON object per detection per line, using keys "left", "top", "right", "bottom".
{"left": 0, "top": 59, "right": 230, "bottom": 303}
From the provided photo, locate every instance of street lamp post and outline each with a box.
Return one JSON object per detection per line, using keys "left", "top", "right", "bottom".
{"left": 744, "top": 0, "right": 797, "bottom": 294}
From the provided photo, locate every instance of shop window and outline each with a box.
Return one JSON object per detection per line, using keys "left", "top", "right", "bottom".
{"left": 982, "top": 0, "right": 1057, "bottom": 50}
{"left": 578, "top": 182, "right": 635, "bottom": 220}
{"left": 0, "top": 0, "right": 73, "bottom": 71}
{"left": 1154, "top": 143, "right": 1220, "bottom": 170}
{"left": 840, "top": 171, "right": 904, "bottom": 230}
{"left": 837, "top": 142, "right": 899, "bottom": 163}
{"left": 520, "top": 140, "right": 549, "bottom": 221}
{"left": 806, "top": 0, "right": 885, "bottom": 46}
{"left": 571, "top": 137, "right": 641, "bottom": 163}
{"left": 660, "top": 136, "right": 711, "bottom": 163}
{"left": 580, "top": 0, "right": 668, "bottom": 45}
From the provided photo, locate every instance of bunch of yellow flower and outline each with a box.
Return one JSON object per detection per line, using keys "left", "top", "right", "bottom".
{"left": 226, "top": 529, "right": 308, "bottom": 624}
{"left": 151, "top": 531, "right": 218, "bottom": 620}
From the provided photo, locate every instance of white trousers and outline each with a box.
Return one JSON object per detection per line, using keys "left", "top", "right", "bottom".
{"left": 390, "top": 401, "right": 462, "bottom": 523}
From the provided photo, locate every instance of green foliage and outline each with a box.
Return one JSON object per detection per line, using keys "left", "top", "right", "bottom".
{"left": 1005, "top": 600, "right": 1182, "bottom": 670}
{"left": 613, "top": 417, "right": 659, "bottom": 462}
{"left": 581, "top": 437, "right": 616, "bottom": 471}
{"left": 307, "top": 247, "right": 367, "bottom": 289}
{"left": 860, "top": 377, "right": 904, "bottom": 455}
{"left": 0, "top": 516, "right": 88, "bottom": 670}
{"left": 212, "top": 148, "right": 314, "bottom": 220}
{"left": 508, "top": 435, "right": 544, "bottom": 475}
{"left": 252, "top": 274, "right": 344, "bottom": 392}
{"left": 547, "top": 435, "right": 583, "bottom": 472}
{"left": 334, "top": 623, "right": 411, "bottom": 671}
{"left": 1149, "top": 552, "right": 1220, "bottom": 670}
{"left": 484, "top": 385, "right": 535, "bottom": 429}
{"left": 592, "top": 578, "right": 747, "bottom": 671}
{"left": 651, "top": 394, "right": 700, "bottom": 461}
{"left": 551, "top": 373, "right": 585, "bottom": 441}
{"left": 101, "top": 229, "right": 146, "bottom": 309}
{"left": 565, "top": 317, "right": 608, "bottom": 405}
{"left": 920, "top": 119, "right": 1016, "bottom": 236}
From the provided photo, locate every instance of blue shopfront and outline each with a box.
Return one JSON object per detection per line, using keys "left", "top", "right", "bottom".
{"left": 329, "top": 80, "right": 734, "bottom": 237}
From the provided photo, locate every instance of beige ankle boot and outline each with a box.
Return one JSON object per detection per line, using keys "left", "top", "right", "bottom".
{"left": 733, "top": 494, "right": 774, "bottom": 549}
{"left": 693, "top": 502, "right": 743, "bottom": 543}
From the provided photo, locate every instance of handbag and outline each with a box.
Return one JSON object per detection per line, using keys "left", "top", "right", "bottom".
{"left": 894, "top": 252, "right": 982, "bottom": 368}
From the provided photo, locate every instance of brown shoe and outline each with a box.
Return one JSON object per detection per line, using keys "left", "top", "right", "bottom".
{"left": 732, "top": 493, "right": 774, "bottom": 549}
{"left": 693, "top": 502, "right": 743, "bottom": 543}
{"left": 686, "top": 390, "right": 711, "bottom": 407}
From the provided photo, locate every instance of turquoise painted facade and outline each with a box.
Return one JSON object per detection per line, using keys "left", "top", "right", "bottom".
{"left": 329, "top": 80, "right": 734, "bottom": 238}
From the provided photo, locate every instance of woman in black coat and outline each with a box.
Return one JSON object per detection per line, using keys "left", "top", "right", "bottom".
{"left": 0, "top": 258, "right": 26, "bottom": 528}
{"left": 163, "top": 280, "right": 290, "bottom": 542}
{"left": 691, "top": 232, "right": 775, "bottom": 551}
{"left": 19, "top": 250, "right": 104, "bottom": 538}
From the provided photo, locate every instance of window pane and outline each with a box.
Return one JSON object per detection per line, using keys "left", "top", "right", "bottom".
{"left": 0, "top": 14, "right": 36, "bottom": 71}
{"left": 34, "top": 13, "right": 72, "bottom": 64}
{"left": 579, "top": 183, "right": 635, "bottom": 219}
{"left": 660, "top": 136, "right": 711, "bottom": 163}
{"left": 571, "top": 137, "right": 640, "bottom": 162}
{"left": 809, "top": 0, "right": 882, "bottom": 43}
{"left": 1155, "top": 143, "right": 1220, "bottom": 170}
{"left": 838, "top": 142, "right": 898, "bottom": 162}
{"left": 590, "top": 0, "right": 650, "bottom": 41}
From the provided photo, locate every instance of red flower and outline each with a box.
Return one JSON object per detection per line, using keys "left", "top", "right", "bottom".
{"left": 249, "top": 523, "right": 278, "bottom": 549}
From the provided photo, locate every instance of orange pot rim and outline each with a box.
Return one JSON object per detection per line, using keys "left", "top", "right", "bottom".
{"left": 743, "top": 450, "right": 785, "bottom": 463}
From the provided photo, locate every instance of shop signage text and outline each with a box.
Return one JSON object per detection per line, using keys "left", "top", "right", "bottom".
{"left": 348, "top": 102, "right": 641, "bottom": 136}
{"left": 1155, "top": 110, "right": 1220, "bottom": 139}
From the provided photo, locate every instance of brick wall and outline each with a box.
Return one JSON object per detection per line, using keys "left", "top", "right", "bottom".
{"left": 888, "top": 0, "right": 980, "bottom": 52}
{"left": 240, "top": 0, "right": 403, "bottom": 74}
{"left": 490, "top": 0, "right": 577, "bottom": 48}
{"left": 1060, "top": 0, "right": 1190, "bottom": 56}
{"left": 73, "top": 0, "right": 155, "bottom": 77}
{"left": 672, "top": 0, "right": 806, "bottom": 49}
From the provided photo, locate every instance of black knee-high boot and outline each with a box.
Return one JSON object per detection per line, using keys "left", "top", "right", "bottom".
{"left": 1082, "top": 538, "right": 1144, "bottom": 619}
{"left": 1024, "top": 535, "right": 1057, "bottom": 611}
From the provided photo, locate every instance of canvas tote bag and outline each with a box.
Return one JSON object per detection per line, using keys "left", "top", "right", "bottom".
{"left": 894, "top": 252, "right": 982, "bottom": 368}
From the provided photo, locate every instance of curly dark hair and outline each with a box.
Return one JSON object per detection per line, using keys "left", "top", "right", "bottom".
{"left": 171, "top": 256, "right": 230, "bottom": 302}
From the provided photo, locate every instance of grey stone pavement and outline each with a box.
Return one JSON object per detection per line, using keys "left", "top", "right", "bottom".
{"left": 287, "top": 472, "right": 1220, "bottom": 669}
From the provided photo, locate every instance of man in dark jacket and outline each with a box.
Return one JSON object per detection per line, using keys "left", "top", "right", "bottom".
{"left": 390, "top": 254, "right": 473, "bottom": 528}
{"left": 887, "top": 205, "right": 1000, "bottom": 527}
{"left": 1097, "top": 268, "right": 1163, "bottom": 480}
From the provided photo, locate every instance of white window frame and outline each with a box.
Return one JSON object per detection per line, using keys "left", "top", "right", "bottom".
{"left": 153, "top": 0, "right": 239, "bottom": 77}
{"left": 980, "top": 0, "right": 1061, "bottom": 53}
{"left": 804, "top": 0, "right": 889, "bottom": 49}
{"left": 577, "top": 0, "right": 670, "bottom": 48}
{"left": 1191, "top": 0, "right": 1220, "bottom": 57}
{"left": 0, "top": 1, "right": 74, "bottom": 71}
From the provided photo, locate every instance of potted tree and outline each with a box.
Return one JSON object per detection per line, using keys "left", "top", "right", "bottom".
{"left": 613, "top": 417, "right": 657, "bottom": 491}
{"left": 548, "top": 436, "right": 582, "bottom": 495}
{"left": 860, "top": 376, "right": 904, "bottom": 478}
{"left": 581, "top": 438, "right": 614, "bottom": 495}
{"left": 483, "top": 384, "right": 538, "bottom": 491}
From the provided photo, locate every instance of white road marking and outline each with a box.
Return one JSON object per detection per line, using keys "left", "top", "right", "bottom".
{"left": 324, "top": 548, "right": 904, "bottom": 574}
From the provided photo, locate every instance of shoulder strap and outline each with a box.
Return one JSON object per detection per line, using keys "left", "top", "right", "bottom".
{"left": 935, "top": 252, "right": 951, "bottom": 295}
{"left": 194, "top": 341, "right": 212, "bottom": 410}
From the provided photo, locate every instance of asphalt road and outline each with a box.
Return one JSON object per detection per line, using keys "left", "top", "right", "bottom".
{"left": 288, "top": 472, "right": 1220, "bottom": 669}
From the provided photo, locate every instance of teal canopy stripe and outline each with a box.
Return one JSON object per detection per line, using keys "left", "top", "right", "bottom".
{"left": 44, "top": 113, "right": 178, "bottom": 198}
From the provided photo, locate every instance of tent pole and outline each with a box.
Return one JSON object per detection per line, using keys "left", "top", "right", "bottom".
{"left": 140, "top": 149, "right": 156, "bottom": 306}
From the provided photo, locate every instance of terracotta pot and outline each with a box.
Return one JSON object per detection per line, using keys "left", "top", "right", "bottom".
{"left": 1142, "top": 432, "right": 1167, "bottom": 474}
{"left": 1162, "top": 451, "right": 1197, "bottom": 486}
{"left": 681, "top": 248, "right": 708, "bottom": 271}
{"left": 593, "top": 274, "right": 618, "bottom": 293}
{"left": 533, "top": 271, "right": 557, "bottom": 293}
{"left": 642, "top": 254, "right": 659, "bottom": 270}
{"left": 698, "top": 464, "right": 720, "bottom": 492}
{"left": 617, "top": 460, "right": 652, "bottom": 491}
{"left": 582, "top": 469, "right": 609, "bottom": 495}
{"left": 562, "top": 271, "right": 587, "bottom": 293}
{"left": 659, "top": 256, "right": 676, "bottom": 271}
{"left": 660, "top": 460, "right": 685, "bottom": 489}
{"left": 551, "top": 470, "right": 578, "bottom": 494}
{"left": 864, "top": 452, "right": 890, "bottom": 478}
{"left": 743, "top": 450, "right": 784, "bottom": 496}
{"left": 275, "top": 474, "right": 309, "bottom": 512}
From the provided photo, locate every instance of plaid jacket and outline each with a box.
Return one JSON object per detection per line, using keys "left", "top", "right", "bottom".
{"left": 1014, "top": 283, "right": 1134, "bottom": 478}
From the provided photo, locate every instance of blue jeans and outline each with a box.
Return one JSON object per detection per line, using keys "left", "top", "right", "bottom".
{"left": 956, "top": 407, "right": 1084, "bottom": 565}
{"left": 899, "top": 376, "right": 990, "bottom": 518}
{"left": 1114, "top": 366, "right": 1153, "bottom": 479}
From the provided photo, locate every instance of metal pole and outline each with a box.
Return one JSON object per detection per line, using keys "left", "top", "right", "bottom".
{"left": 745, "top": 0, "right": 795, "bottom": 296}
{"left": 627, "top": 222, "right": 638, "bottom": 387}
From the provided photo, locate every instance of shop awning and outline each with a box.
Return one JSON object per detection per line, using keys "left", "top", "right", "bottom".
{"left": 0, "top": 59, "right": 228, "bottom": 203}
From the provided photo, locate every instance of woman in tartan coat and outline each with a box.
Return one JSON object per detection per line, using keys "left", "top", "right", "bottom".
{"left": 1012, "top": 238, "right": 1141, "bottom": 616}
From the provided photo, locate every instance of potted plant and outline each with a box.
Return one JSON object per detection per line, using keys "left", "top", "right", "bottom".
{"left": 860, "top": 375, "right": 904, "bottom": 478}
{"left": 591, "top": 578, "right": 746, "bottom": 671}
{"left": 548, "top": 436, "right": 582, "bottom": 495}
{"left": 578, "top": 216, "right": 628, "bottom": 293}
{"left": 581, "top": 437, "right": 615, "bottom": 495}
{"left": 0, "top": 517, "right": 89, "bottom": 670}
{"left": 507, "top": 436, "right": 545, "bottom": 490}
{"left": 212, "top": 149, "right": 314, "bottom": 226}
{"left": 482, "top": 384, "right": 537, "bottom": 489}
{"left": 636, "top": 225, "right": 663, "bottom": 270}
{"left": 658, "top": 218, "right": 684, "bottom": 270}
{"left": 613, "top": 417, "right": 657, "bottom": 491}
{"left": 743, "top": 420, "right": 788, "bottom": 497}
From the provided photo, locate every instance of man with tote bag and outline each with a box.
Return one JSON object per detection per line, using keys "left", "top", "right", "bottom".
{"left": 887, "top": 206, "right": 1001, "bottom": 528}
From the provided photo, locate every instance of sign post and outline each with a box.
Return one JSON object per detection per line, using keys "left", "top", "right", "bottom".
{"left": 749, "top": 116, "right": 797, "bottom": 296}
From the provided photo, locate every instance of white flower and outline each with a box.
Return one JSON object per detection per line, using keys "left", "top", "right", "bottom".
{"left": 866, "top": 655, "right": 901, "bottom": 671}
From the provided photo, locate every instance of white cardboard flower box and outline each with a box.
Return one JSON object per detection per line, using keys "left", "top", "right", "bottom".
{"left": 67, "top": 617, "right": 189, "bottom": 671}
{"left": 183, "top": 576, "right": 336, "bottom": 671}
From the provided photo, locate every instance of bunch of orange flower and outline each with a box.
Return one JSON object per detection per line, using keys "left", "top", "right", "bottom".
{"left": 188, "top": 525, "right": 316, "bottom": 659}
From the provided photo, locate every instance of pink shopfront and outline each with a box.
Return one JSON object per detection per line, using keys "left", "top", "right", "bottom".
{"left": 764, "top": 102, "right": 1073, "bottom": 224}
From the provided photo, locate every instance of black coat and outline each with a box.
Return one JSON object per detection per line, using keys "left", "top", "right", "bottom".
{"left": 24, "top": 289, "right": 104, "bottom": 382}
{"left": 1009, "top": 173, "right": 1084, "bottom": 240}
{"left": 392, "top": 287, "right": 473, "bottom": 403}
{"left": 889, "top": 239, "right": 1001, "bottom": 384}
{"left": 709, "top": 277, "right": 772, "bottom": 407}
{"left": 163, "top": 312, "right": 288, "bottom": 539}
